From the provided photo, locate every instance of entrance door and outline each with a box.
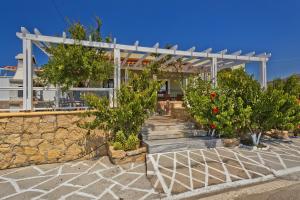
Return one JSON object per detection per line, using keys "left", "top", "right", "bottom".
{"left": 158, "top": 80, "right": 170, "bottom": 100}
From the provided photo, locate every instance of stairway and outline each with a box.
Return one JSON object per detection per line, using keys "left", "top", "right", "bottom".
{"left": 141, "top": 115, "right": 223, "bottom": 153}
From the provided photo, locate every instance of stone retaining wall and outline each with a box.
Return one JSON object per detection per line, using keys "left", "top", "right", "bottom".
{"left": 0, "top": 111, "right": 107, "bottom": 170}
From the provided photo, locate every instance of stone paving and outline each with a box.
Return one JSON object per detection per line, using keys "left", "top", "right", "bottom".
{"left": 147, "top": 138, "right": 300, "bottom": 199}
{"left": 0, "top": 157, "right": 160, "bottom": 200}
{"left": 0, "top": 138, "right": 300, "bottom": 200}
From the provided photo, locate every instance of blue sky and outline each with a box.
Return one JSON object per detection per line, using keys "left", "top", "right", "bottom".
{"left": 0, "top": 0, "right": 300, "bottom": 80}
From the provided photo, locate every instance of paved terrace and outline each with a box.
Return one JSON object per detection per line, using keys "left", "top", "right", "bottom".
{"left": 0, "top": 138, "right": 300, "bottom": 200}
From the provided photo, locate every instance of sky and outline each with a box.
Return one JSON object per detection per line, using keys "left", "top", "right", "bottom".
{"left": 0, "top": 0, "right": 300, "bottom": 80}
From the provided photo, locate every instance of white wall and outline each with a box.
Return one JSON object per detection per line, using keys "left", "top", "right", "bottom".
{"left": 0, "top": 78, "right": 10, "bottom": 100}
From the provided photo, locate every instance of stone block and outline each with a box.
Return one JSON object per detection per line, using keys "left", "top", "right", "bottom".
{"left": 57, "top": 115, "right": 72, "bottom": 128}
{"left": 24, "top": 123, "right": 39, "bottom": 134}
{"left": 5, "top": 134, "right": 21, "bottom": 145}
{"left": 28, "top": 154, "right": 45, "bottom": 163}
{"left": 66, "top": 144, "right": 82, "bottom": 157}
{"left": 38, "top": 142, "right": 53, "bottom": 153}
{"left": 14, "top": 154, "right": 27, "bottom": 165}
{"left": 0, "top": 118, "right": 9, "bottom": 123}
{"left": 108, "top": 146, "right": 126, "bottom": 159}
{"left": 29, "top": 139, "right": 44, "bottom": 147}
{"left": 40, "top": 123, "right": 56, "bottom": 133}
{"left": 42, "top": 132, "right": 54, "bottom": 141}
{"left": 0, "top": 144, "right": 10, "bottom": 153}
{"left": 6, "top": 122, "right": 22, "bottom": 133}
{"left": 41, "top": 115, "right": 56, "bottom": 123}
{"left": 24, "top": 116, "right": 40, "bottom": 123}
{"left": 48, "top": 149, "right": 62, "bottom": 160}
{"left": 126, "top": 147, "right": 147, "bottom": 156}
{"left": 24, "top": 147, "right": 38, "bottom": 155}
{"left": 55, "top": 128, "right": 68, "bottom": 140}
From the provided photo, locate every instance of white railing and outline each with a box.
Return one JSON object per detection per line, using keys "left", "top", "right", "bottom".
{"left": 0, "top": 87, "right": 114, "bottom": 112}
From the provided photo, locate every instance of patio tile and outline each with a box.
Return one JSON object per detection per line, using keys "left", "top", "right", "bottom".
{"left": 3, "top": 167, "right": 41, "bottom": 179}
{"left": 0, "top": 182, "right": 16, "bottom": 198}
{"left": 112, "top": 172, "right": 140, "bottom": 186}
{"left": 79, "top": 179, "right": 114, "bottom": 196}
{"left": 17, "top": 176, "right": 54, "bottom": 190}
{"left": 38, "top": 185, "right": 79, "bottom": 200}
{"left": 34, "top": 174, "right": 75, "bottom": 191}
{"left": 129, "top": 175, "right": 153, "bottom": 190}
{"left": 65, "top": 193, "right": 93, "bottom": 200}
{"left": 2, "top": 191, "right": 43, "bottom": 200}
{"left": 68, "top": 173, "right": 100, "bottom": 186}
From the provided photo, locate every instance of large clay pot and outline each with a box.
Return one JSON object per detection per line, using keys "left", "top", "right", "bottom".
{"left": 273, "top": 130, "right": 289, "bottom": 139}
{"left": 222, "top": 138, "right": 239, "bottom": 147}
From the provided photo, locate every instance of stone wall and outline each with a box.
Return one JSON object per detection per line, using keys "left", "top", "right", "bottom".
{"left": 0, "top": 111, "right": 107, "bottom": 170}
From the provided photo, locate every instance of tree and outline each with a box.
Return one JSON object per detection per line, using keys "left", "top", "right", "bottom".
{"left": 40, "top": 17, "right": 114, "bottom": 91}
{"left": 83, "top": 64, "right": 161, "bottom": 150}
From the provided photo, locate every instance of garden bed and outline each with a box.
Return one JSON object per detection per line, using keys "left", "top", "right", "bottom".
{"left": 108, "top": 145, "right": 147, "bottom": 165}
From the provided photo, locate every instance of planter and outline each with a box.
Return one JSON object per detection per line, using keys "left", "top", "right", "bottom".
{"left": 108, "top": 145, "right": 147, "bottom": 165}
{"left": 222, "top": 138, "right": 240, "bottom": 147}
{"left": 265, "top": 129, "right": 290, "bottom": 140}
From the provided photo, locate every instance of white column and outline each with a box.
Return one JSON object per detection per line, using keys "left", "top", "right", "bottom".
{"left": 259, "top": 61, "right": 267, "bottom": 89}
{"left": 113, "top": 48, "right": 121, "bottom": 106}
{"left": 125, "top": 68, "right": 129, "bottom": 84}
{"left": 211, "top": 57, "right": 218, "bottom": 88}
{"left": 22, "top": 39, "right": 33, "bottom": 111}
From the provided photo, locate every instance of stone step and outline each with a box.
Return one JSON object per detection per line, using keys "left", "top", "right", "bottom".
{"left": 142, "top": 122, "right": 195, "bottom": 132}
{"left": 141, "top": 129, "right": 207, "bottom": 140}
{"left": 143, "top": 137, "right": 223, "bottom": 154}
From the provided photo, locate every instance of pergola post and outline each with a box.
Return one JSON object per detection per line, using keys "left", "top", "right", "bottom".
{"left": 113, "top": 48, "right": 121, "bottom": 106}
{"left": 211, "top": 57, "right": 218, "bottom": 88}
{"left": 259, "top": 61, "right": 267, "bottom": 89}
{"left": 124, "top": 68, "right": 129, "bottom": 84}
{"left": 22, "top": 38, "right": 33, "bottom": 111}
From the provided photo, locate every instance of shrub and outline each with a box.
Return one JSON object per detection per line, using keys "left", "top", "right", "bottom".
{"left": 112, "top": 132, "right": 140, "bottom": 151}
{"left": 125, "top": 134, "right": 140, "bottom": 151}
{"left": 115, "top": 130, "right": 127, "bottom": 145}
{"left": 83, "top": 65, "right": 161, "bottom": 150}
{"left": 184, "top": 71, "right": 252, "bottom": 139}
{"left": 113, "top": 142, "right": 123, "bottom": 150}
{"left": 185, "top": 69, "right": 300, "bottom": 144}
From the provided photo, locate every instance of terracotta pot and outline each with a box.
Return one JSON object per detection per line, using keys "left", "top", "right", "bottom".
{"left": 222, "top": 138, "right": 239, "bottom": 147}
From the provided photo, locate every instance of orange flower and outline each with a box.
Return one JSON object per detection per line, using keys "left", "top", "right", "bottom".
{"left": 210, "top": 92, "right": 217, "bottom": 100}
{"left": 212, "top": 107, "right": 219, "bottom": 114}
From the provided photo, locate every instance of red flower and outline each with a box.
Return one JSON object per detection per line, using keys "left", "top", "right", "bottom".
{"left": 210, "top": 123, "right": 217, "bottom": 129}
{"left": 212, "top": 107, "right": 219, "bottom": 114}
{"left": 210, "top": 92, "right": 217, "bottom": 100}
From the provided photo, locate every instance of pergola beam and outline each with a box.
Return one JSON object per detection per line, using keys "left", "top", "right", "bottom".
{"left": 154, "top": 45, "right": 178, "bottom": 62}
{"left": 164, "top": 47, "right": 195, "bottom": 65}
{"left": 16, "top": 30, "right": 269, "bottom": 62}
{"left": 121, "top": 41, "right": 139, "bottom": 66}
{"left": 133, "top": 43, "right": 159, "bottom": 67}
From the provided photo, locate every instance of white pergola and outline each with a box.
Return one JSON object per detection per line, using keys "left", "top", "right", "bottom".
{"left": 16, "top": 27, "right": 271, "bottom": 111}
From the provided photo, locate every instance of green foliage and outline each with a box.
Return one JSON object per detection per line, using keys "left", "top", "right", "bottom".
{"left": 112, "top": 132, "right": 140, "bottom": 151}
{"left": 218, "top": 68, "right": 261, "bottom": 107}
{"left": 269, "top": 74, "right": 300, "bottom": 98}
{"left": 125, "top": 134, "right": 140, "bottom": 151}
{"left": 115, "top": 130, "right": 127, "bottom": 144}
{"left": 252, "top": 88, "right": 300, "bottom": 132}
{"left": 184, "top": 76, "right": 212, "bottom": 125}
{"left": 113, "top": 142, "right": 123, "bottom": 150}
{"left": 40, "top": 17, "right": 114, "bottom": 91}
{"left": 184, "top": 68, "right": 300, "bottom": 140}
{"left": 84, "top": 65, "right": 161, "bottom": 149}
